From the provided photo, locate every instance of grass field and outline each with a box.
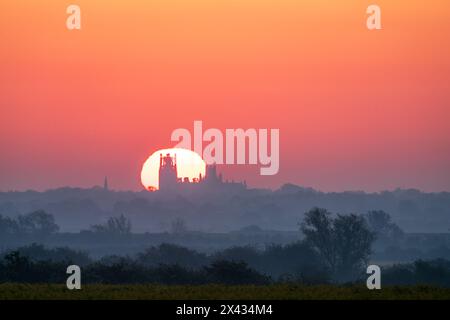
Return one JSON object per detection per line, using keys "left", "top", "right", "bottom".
{"left": 1, "top": 284, "right": 450, "bottom": 300}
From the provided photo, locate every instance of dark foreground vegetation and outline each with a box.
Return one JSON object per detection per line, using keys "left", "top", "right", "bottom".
{"left": 1, "top": 207, "right": 449, "bottom": 299}
{"left": 1, "top": 243, "right": 450, "bottom": 287}
{"left": 1, "top": 283, "right": 450, "bottom": 300}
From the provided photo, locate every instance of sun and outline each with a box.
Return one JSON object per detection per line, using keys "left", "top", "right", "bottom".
{"left": 141, "top": 148, "right": 206, "bottom": 191}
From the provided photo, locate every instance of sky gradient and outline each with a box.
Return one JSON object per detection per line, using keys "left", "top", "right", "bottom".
{"left": 1, "top": 0, "right": 450, "bottom": 192}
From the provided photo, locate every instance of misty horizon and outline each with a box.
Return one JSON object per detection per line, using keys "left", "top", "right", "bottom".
{"left": 2, "top": 180, "right": 450, "bottom": 194}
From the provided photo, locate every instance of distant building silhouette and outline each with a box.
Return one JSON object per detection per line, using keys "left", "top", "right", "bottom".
{"left": 156, "top": 153, "right": 245, "bottom": 193}
{"left": 159, "top": 153, "right": 178, "bottom": 191}
{"left": 104, "top": 176, "right": 109, "bottom": 191}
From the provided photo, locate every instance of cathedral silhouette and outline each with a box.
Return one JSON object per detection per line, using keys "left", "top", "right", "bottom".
{"left": 157, "top": 153, "right": 246, "bottom": 193}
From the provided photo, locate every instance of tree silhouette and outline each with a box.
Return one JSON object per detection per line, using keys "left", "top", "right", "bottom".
{"left": 365, "top": 210, "right": 404, "bottom": 241}
{"left": 301, "top": 207, "right": 375, "bottom": 281}
{"left": 17, "top": 210, "right": 59, "bottom": 235}
{"left": 333, "top": 214, "right": 375, "bottom": 280}
{"left": 300, "top": 208, "right": 336, "bottom": 272}
{"left": 0, "top": 214, "right": 19, "bottom": 235}
{"left": 171, "top": 217, "right": 188, "bottom": 234}
{"left": 91, "top": 214, "right": 132, "bottom": 235}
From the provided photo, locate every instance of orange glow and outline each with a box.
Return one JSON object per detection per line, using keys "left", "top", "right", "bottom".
{"left": 1, "top": 1, "right": 450, "bottom": 192}
{"left": 141, "top": 148, "right": 206, "bottom": 190}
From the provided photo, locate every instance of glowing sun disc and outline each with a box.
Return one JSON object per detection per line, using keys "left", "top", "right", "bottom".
{"left": 141, "top": 148, "right": 206, "bottom": 191}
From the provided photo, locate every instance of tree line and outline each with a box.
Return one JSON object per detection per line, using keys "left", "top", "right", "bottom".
{"left": 2, "top": 207, "right": 435, "bottom": 285}
{"left": 1, "top": 242, "right": 449, "bottom": 287}
{"left": 0, "top": 207, "right": 442, "bottom": 286}
{"left": 0, "top": 210, "right": 59, "bottom": 236}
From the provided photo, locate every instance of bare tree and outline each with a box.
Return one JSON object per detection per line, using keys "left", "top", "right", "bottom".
{"left": 171, "top": 217, "right": 188, "bottom": 234}
{"left": 91, "top": 214, "right": 131, "bottom": 235}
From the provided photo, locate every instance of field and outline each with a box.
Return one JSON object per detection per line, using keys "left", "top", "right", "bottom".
{"left": 1, "top": 284, "right": 450, "bottom": 300}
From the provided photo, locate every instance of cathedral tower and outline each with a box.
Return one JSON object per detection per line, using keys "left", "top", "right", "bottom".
{"left": 158, "top": 153, "right": 178, "bottom": 191}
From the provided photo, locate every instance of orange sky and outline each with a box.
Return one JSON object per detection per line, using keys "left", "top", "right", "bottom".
{"left": 1, "top": 0, "right": 450, "bottom": 192}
